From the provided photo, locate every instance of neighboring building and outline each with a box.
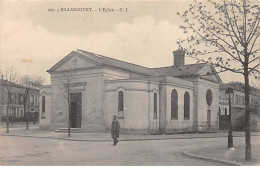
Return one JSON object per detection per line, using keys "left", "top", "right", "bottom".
{"left": 39, "top": 85, "right": 51, "bottom": 129}
{"left": 39, "top": 49, "right": 222, "bottom": 134}
{"left": 0, "top": 79, "right": 40, "bottom": 123}
{"left": 219, "top": 82, "right": 260, "bottom": 131}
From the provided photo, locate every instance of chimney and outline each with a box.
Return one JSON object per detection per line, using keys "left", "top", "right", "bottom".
{"left": 173, "top": 49, "right": 185, "bottom": 67}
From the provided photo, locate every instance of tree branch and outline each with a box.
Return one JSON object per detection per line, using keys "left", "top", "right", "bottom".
{"left": 249, "top": 63, "right": 260, "bottom": 73}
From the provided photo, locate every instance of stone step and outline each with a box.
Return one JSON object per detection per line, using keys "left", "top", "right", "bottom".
{"left": 82, "top": 124, "right": 106, "bottom": 132}
{"left": 55, "top": 128, "right": 91, "bottom": 133}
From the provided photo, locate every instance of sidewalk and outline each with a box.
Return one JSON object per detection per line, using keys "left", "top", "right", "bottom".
{"left": 184, "top": 144, "right": 260, "bottom": 166}
{"left": 0, "top": 122, "right": 38, "bottom": 128}
{"left": 1, "top": 127, "right": 260, "bottom": 166}
{"left": 1, "top": 126, "right": 260, "bottom": 142}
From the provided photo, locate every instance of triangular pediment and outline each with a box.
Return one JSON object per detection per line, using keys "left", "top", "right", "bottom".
{"left": 197, "top": 65, "right": 222, "bottom": 83}
{"left": 48, "top": 51, "right": 101, "bottom": 73}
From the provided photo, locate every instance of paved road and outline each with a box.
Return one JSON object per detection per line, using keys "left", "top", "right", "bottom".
{"left": 2, "top": 135, "right": 258, "bottom": 166}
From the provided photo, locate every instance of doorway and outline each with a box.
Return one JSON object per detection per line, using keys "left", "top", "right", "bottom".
{"left": 70, "top": 93, "right": 82, "bottom": 128}
{"left": 207, "top": 110, "right": 211, "bottom": 129}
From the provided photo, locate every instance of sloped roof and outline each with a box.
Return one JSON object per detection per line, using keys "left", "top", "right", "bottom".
{"left": 48, "top": 49, "right": 222, "bottom": 83}
{"left": 77, "top": 50, "right": 159, "bottom": 76}
{"left": 48, "top": 49, "right": 158, "bottom": 76}
{"left": 0, "top": 79, "right": 40, "bottom": 90}
{"left": 219, "top": 83, "right": 234, "bottom": 90}
{"left": 221, "top": 82, "right": 260, "bottom": 94}
{"left": 0, "top": 79, "right": 24, "bottom": 88}
{"left": 152, "top": 63, "right": 207, "bottom": 77}
{"left": 152, "top": 63, "right": 222, "bottom": 83}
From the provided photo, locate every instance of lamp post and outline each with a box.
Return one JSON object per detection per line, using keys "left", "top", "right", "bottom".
{"left": 225, "top": 87, "right": 234, "bottom": 148}
{"left": 6, "top": 81, "right": 10, "bottom": 134}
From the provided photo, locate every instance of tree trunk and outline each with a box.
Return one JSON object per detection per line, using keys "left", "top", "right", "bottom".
{"left": 6, "top": 104, "right": 9, "bottom": 134}
{"left": 68, "top": 92, "right": 71, "bottom": 137}
{"left": 24, "top": 103, "right": 29, "bottom": 130}
{"left": 33, "top": 113, "right": 35, "bottom": 125}
{"left": 244, "top": 66, "right": 251, "bottom": 160}
{"left": 11, "top": 113, "right": 13, "bottom": 127}
{"left": 24, "top": 88, "right": 30, "bottom": 130}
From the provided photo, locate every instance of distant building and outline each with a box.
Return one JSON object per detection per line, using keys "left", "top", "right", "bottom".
{"left": 0, "top": 79, "right": 40, "bottom": 123}
{"left": 39, "top": 85, "right": 51, "bottom": 129}
{"left": 219, "top": 82, "right": 260, "bottom": 131}
{"left": 40, "top": 49, "right": 222, "bottom": 134}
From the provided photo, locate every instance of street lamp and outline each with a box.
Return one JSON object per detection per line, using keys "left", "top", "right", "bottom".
{"left": 6, "top": 81, "right": 10, "bottom": 134}
{"left": 225, "top": 87, "right": 234, "bottom": 148}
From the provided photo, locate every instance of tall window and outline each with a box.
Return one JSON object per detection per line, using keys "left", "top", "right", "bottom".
{"left": 18, "top": 94, "right": 24, "bottom": 105}
{"left": 171, "top": 89, "right": 178, "bottom": 119}
{"left": 154, "top": 93, "right": 158, "bottom": 119}
{"left": 225, "top": 108, "right": 227, "bottom": 115}
{"left": 30, "top": 95, "right": 35, "bottom": 106}
{"left": 9, "top": 92, "right": 15, "bottom": 104}
{"left": 184, "top": 92, "right": 190, "bottom": 119}
{"left": 20, "top": 109, "right": 24, "bottom": 117}
{"left": 235, "top": 94, "right": 238, "bottom": 105}
{"left": 42, "top": 96, "right": 45, "bottom": 118}
{"left": 35, "top": 96, "right": 38, "bottom": 106}
{"left": 242, "top": 96, "right": 245, "bottom": 106}
{"left": 250, "top": 98, "right": 254, "bottom": 107}
{"left": 118, "top": 91, "right": 124, "bottom": 111}
{"left": 14, "top": 93, "right": 17, "bottom": 104}
{"left": 118, "top": 91, "right": 124, "bottom": 118}
{"left": 11, "top": 93, "right": 14, "bottom": 102}
{"left": 206, "top": 89, "right": 213, "bottom": 106}
{"left": 219, "top": 107, "right": 221, "bottom": 115}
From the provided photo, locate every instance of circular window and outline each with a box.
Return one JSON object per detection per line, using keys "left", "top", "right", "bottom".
{"left": 206, "top": 89, "right": 213, "bottom": 106}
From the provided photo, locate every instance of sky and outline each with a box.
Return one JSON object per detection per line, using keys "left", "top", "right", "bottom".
{"left": 0, "top": 0, "right": 257, "bottom": 85}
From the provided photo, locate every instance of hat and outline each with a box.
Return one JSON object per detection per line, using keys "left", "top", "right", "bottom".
{"left": 113, "top": 115, "right": 117, "bottom": 118}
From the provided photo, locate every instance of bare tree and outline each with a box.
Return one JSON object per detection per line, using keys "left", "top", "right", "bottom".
{"left": 178, "top": 0, "right": 259, "bottom": 160}
{"left": 19, "top": 75, "right": 45, "bottom": 129}
{"left": 59, "top": 69, "right": 77, "bottom": 137}
{"left": 0, "top": 67, "right": 20, "bottom": 133}
{"left": 53, "top": 56, "right": 78, "bottom": 137}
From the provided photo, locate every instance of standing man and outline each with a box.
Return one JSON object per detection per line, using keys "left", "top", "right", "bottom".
{"left": 111, "top": 115, "right": 120, "bottom": 146}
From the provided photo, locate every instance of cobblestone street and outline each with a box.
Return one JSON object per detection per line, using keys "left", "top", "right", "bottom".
{"left": 1, "top": 128, "right": 259, "bottom": 166}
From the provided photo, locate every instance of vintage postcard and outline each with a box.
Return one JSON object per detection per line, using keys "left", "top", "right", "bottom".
{"left": 0, "top": 0, "right": 259, "bottom": 166}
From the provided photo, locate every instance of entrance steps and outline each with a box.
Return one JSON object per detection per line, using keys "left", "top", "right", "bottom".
{"left": 55, "top": 128, "right": 91, "bottom": 133}
{"left": 55, "top": 125, "right": 106, "bottom": 133}
{"left": 82, "top": 124, "right": 106, "bottom": 132}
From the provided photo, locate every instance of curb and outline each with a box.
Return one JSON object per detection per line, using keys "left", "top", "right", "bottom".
{"left": 183, "top": 149, "right": 242, "bottom": 166}
{"left": 2, "top": 133, "right": 260, "bottom": 142}
{"left": 2, "top": 134, "right": 111, "bottom": 142}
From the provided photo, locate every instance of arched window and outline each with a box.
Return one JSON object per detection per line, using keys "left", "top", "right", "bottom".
{"left": 154, "top": 93, "right": 158, "bottom": 119}
{"left": 118, "top": 91, "right": 124, "bottom": 111}
{"left": 118, "top": 91, "right": 124, "bottom": 118}
{"left": 42, "top": 96, "right": 45, "bottom": 118}
{"left": 206, "top": 89, "right": 213, "bottom": 106}
{"left": 184, "top": 92, "right": 190, "bottom": 119}
{"left": 171, "top": 89, "right": 178, "bottom": 119}
{"left": 225, "top": 107, "right": 227, "bottom": 115}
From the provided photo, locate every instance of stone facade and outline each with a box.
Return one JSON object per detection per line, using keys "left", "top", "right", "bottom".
{"left": 39, "top": 85, "right": 52, "bottom": 129}
{"left": 39, "top": 49, "right": 222, "bottom": 134}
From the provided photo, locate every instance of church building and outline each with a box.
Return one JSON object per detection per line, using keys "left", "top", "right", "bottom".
{"left": 39, "top": 49, "right": 222, "bottom": 134}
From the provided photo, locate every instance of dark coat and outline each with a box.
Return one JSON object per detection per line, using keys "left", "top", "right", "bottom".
{"left": 111, "top": 120, "right": 120, "bottom": 139}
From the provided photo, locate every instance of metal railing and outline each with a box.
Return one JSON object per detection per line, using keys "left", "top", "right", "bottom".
{"left": 150, "top": 121, "right": 219, "bottom": 133}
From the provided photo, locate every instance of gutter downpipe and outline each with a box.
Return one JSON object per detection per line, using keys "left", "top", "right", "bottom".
{"left": 148, "top": 81, "right": 151, "bottom": 135}
{"left": 159, "top": 81, "right": 164, "bottom": 134}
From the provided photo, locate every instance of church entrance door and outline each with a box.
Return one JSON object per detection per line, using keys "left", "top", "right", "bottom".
{"left": 70, "top": 93, "right": 82, "bottom": 128}
{"left": 207, "top": 110, "right": 211, "bottom": 129}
